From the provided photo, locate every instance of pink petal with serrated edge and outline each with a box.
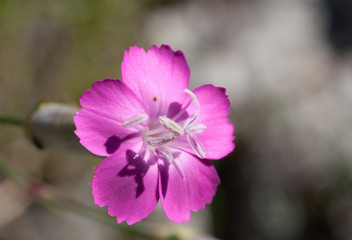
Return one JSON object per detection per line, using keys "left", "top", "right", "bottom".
{"left": 74, "top": 45, "right": 235, "bottom": 225}
{"left": 186, "top": 84, "right": 235, "bottom": 159}
{"left": 92, "top": 145, "right": 159, "bottom": 225}
{"left": 158, "top": 151, "right": 220, "bottom": 223}
{"left": 121, "top": 45, "right": 190, "bottom": 119}
{"left": 74, "top": 79, "right": 147, "bottom": 156}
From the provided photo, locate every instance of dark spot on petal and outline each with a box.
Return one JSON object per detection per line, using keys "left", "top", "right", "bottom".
{"left": 117, "top": 150, "right": 156, "bottom": 198}
{"left": 104, "top": 132, "right": 140, "bottom": 154}
{"left": 167, "top": 102, "right": 189, "bottom": 121}
{"left": 153, "top": 96, "right": 157, "bottom": 101}
{"left": 104, "top": 136, "right": 121, "bottom": 154}
{"left": 159, "top": 159, "right": 169, "bottom": 199}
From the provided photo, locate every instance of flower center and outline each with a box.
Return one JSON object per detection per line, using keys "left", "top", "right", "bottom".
{"left": 122, "top": 89, "right": 206, "bottom": 178}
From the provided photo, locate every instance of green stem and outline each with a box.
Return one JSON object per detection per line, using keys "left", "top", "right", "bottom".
{"left": 0, "top": 113, "right": 24, "bottom": 126}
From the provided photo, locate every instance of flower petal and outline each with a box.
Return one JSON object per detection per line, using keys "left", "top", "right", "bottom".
{"left": 121, "top": 45, "right": 190, "bottom": 119}
{"left": 192, "top": 84, "right": 235, "bottom": 159}
{"left": 158, "top": 151, "right": 220, "bottom": 223}
{"left": 74, "top": 79, "right": 147, "bottom": 156}
{"left": 92, "top": 145, "right": 159, "bottom": 225}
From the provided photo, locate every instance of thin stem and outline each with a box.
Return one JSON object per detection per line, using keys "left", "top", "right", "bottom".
{"left": 0, "top": 113, "right": 24, "bottom": 126}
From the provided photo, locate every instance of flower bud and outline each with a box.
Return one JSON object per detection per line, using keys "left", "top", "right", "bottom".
{"left": 25, "top": 102, "right": 88, "bottom": 154}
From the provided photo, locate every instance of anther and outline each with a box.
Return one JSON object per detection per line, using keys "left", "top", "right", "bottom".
{"left": 187, "top": 133, "right": 206, "bottom": 159}
{"left": 186, "top": 123, "right": 207, "bottom": 134}
{"left": 147, "top": 135, "right": 176, "bottom": 145}
{"left": 158, "top": 116, "right": 184, "bottom": 136}
{"left": 122, "top": 113, "right": 148, "bottom": 127}
{"left": 133, "top": 143, "right": 147, "bottom": 159}
{"left": 155, "top": 148, "right": 185, "bottom": 179}
{"left": 184, "top": 89, "right": 200, "bottom": 108}
{"left": 183, "top": 109, "right": 200, "bottom": 129}
{"left": 172, "top": 89, "right": 200, "bottom": 121}
{"left": 155, "top": 148, "right": 173, "bottom": 164}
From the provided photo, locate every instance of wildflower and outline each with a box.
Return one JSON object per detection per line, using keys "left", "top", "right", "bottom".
{"left": 74, "top": 45, "right": 235, "bottom": 224}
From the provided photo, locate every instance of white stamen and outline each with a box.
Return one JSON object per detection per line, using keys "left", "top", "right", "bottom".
{"left": 122, "top": 113, "right": 148, "bottom": 127}
{"left": 187, "top": 133, "right": 206, "bottom": 159}
{"left": 134, "top": 88, "right": 207, "bottom": 166}
{"left": 158, "top": 115, "right": 184, "bottom": 136}
{"left": 155, "top": 148, "right": 173, "bottom": 164}
{"left": 133, "top": 143, "right": 147, "bottom": 159}
{"left": 187, "top": 124, "right": 207, "bottom": 134}
{"left": 162, "top": 141, "right": 190, "bottom": 148}
{"left": 183, "top": 109, "right": 200, "bottom": 129}
{"left": 172, "top": 89, "right": 200, "bottom": 121}
{"left": 172, "top": 98, "right": 193, "bottom": 121}
{"left": 147, "top": 135, "right": 176, "bottom": 145}
{"left": 146, "top": 127, "right": 169, "bottom": 136}
{"left": 184, "top": 89, "right": 200, "bottom": 108}
{"left": 155, "top": 148, "right": 184, "bottom": 179}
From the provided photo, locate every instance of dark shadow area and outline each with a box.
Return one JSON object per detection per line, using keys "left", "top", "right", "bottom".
{"left": 158, "top": 152, "right": 181, "bottom": 198}
{"left": 323, "top": 0, "right": 352, "bottom": 53}
{"left": 212, "top": 138, "right": 260, "bottom": 240}
{"left": 167, "top": 102, "right": 189, "bottom": 121}
{"left": 197, "top": 157, "right": 213, "bottom": 167}
{"left": 104, "top": 132, "right": 140, "bottom": 154}
{"left": 117, "top": 149, "right": 153, "bottom": 198}
{"left": 158, "top": 159, "right": 170, "bottom": 199}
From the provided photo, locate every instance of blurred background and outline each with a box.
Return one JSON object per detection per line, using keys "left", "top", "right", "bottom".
{"left": 1, "top": 0, "right": 352, "bottom": 239}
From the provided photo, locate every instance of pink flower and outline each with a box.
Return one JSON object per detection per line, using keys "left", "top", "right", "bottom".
{"left": 73, "top": 45, "right": 235, "bottom": 224}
